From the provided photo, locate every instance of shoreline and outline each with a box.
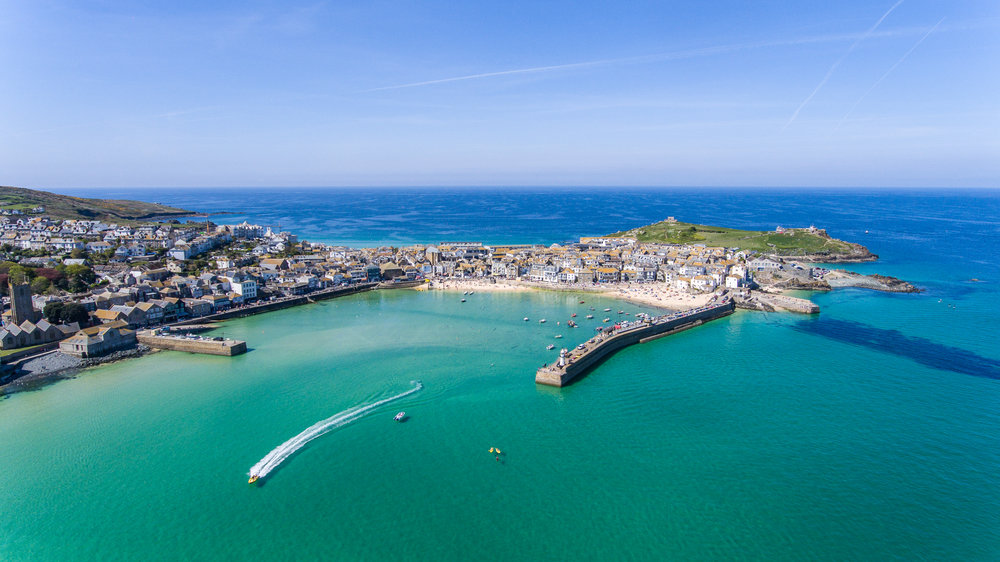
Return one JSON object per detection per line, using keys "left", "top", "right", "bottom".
{"left": 423, "top": 278, "right": 714, "bottom": 310}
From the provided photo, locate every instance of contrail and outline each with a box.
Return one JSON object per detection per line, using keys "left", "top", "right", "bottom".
{"left": 363, "top": 25, "right": 926, "bottom": 93}
{"left": 836, "top": 17, "right": 944, "bottom": 129}
{"left": 784, "top": 0, "right": 905, "bottom": 129}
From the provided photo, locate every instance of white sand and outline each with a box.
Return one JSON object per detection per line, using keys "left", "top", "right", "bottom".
{"left": 422, "top": 278, "right": 714, "bottom": 311}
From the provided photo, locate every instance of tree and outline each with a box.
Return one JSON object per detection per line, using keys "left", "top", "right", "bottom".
{"left": 44, "top": 301, "right": 65, "bottom": 323}
{"left": 31, "top": 276, "right": 50, "bottom": 294}
{"left": 8, "top": 265, "right": 32, "bottom": 285}
{"left": 61, "top": 303, "right": 90, "bottom": 325}
{"left": 70, "top": 248, "right": 87, "bottom": 259}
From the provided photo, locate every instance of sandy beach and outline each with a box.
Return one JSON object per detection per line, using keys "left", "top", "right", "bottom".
{"left": 422, "top": 278, "right": 714, "bottom": 310}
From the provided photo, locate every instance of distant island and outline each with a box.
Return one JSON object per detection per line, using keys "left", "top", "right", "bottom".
{"left": 609, "top": 218, "right": 876, "bottom": 262}
{"left": 0, "top": 185, "right": 196, "bottom": 222}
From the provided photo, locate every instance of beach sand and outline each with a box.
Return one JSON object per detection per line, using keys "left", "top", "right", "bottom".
{"left": 422, "top": 278, "right": 714, "bottom": 311}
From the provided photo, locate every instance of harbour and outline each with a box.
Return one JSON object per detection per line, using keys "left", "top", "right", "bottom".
{"left": 535, "top": 300, "right": 736, "bottom": 386}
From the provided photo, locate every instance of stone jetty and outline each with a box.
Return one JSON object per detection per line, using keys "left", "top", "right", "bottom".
{"left": 137, "top": 330, "right": 247, "bottom": 356}
{"left": 535, "top": 300, "right": 735, "bottom": 387}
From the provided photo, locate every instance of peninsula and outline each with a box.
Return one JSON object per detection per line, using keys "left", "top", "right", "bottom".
{"left": 0, "top": 185, "right": 195, "bottom": 222}
{"left": 0, "top": 187, "right": 917, "bottom": 391}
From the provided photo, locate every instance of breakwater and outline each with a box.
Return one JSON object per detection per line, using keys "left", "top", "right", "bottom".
{"left": 535, "top": 301, "right": 735, "bottom": 387}
{"left": 137, "top": 330, "right": 247, "bottom": 356}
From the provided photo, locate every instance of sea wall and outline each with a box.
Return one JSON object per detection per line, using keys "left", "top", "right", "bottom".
{"left": 173, "top": 282, "right": 377, "bottom": 325}
{"left": 536, "top": 301, "right": 735, "bottom": 387}
{"left": 137, "top": 332, "right": 246, "bottom": 356}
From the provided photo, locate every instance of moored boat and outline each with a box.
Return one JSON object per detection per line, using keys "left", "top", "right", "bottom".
{"left": 394, "top": 412, "right": 405, "bottom": 421}
{"left": 546, "top": 344, "right": 555, "bottom": 350}
{"left": 585, "top": 314, "right": 594, "bottom": 319}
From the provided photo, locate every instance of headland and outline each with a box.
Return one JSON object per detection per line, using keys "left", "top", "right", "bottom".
{"left": 0, "top": 187, "right": 917, "bottom": 392}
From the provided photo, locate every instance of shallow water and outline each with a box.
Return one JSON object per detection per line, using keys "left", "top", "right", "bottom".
{"left": 3, "top": 188, "right": 999, "bottom": 560}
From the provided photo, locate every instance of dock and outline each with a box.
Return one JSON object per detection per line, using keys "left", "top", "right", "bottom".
{"left": 535, "top": 300, "right": 735, "bottom": 387}
{"left": 137, "top": 330, "right": 247, "bottom": 356}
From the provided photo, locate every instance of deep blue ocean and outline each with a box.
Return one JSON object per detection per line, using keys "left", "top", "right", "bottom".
{"left": 2, "top": 186, "right": 992, "bottom": 561}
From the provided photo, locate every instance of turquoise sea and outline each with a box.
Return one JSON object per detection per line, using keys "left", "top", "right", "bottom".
{"left": 2, "top": 188, "right": 999, "bottom": 560}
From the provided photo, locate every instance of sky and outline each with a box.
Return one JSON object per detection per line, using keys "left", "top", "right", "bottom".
{"left": 1, "top": 0, "right": 998, "bottom": 188}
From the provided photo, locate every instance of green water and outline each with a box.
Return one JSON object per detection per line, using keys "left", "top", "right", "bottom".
{"left": 2, "top": 289, "right": 998, "bottom": 561}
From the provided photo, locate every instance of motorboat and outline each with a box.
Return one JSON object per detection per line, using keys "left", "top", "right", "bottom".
{"left": 585, "top": 314, "right": 594, "bottom": 319}
{"left": 248, "top": 475, "right": 260, "bottom": 485}
{"left": 571, "top": 313, "right": 577, "bottom": 317}
{"left": 603, "top": 318, "right": 610, "bottom": 322}
{"left": 461, "top": 298, "right": 466, "bottom": 302}
{"left": 604, "top": 308, "right": 611, "bottom": 312}
{"left": 523, "top": 317, "right": 529, "bottom": 321}
{"left": 554, "top": 334, "right": 563, "bottom": 339}
{"left": 394, "top": 412, "right": 405, "bottom": 422}
{"left": 546, "top": 344, "right": 555, "bottom": 350}
{"left": 539, "top": 319, "right": 547, "bottom": 323}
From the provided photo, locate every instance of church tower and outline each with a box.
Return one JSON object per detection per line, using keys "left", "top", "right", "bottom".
{"left": 9, "top": 281, "right": 41, "bottom": 325}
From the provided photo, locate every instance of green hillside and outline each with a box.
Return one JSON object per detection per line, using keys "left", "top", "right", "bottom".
{"left": 0, "top": 186, "right": 195, "bottom": 221}
{"left": 609, "top": 220, "right": 873, "bottom": 258}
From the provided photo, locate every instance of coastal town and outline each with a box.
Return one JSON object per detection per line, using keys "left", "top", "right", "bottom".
{"left": 0, "top": 211, "right": 914, "bottom": 387}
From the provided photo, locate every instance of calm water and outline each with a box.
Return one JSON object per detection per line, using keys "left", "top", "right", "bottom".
{"left": 2, "top": 188, "right": 999, "bottom": 560}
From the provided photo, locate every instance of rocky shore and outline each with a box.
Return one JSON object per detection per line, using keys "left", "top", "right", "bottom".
{"left": 823, "top": 270, "right": 921, "bottom": 292}
{"left": 1, "top": 345, "right": 154, "bottom": 395}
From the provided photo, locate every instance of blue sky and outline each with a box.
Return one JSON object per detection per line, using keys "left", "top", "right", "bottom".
{"left": 1, "top": 0, "right": 997, "bottom": 188}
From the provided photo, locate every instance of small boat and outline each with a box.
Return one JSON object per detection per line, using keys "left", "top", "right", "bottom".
{"left": 539, "top": 319, "right": 546, "bottom": 323}
{"left": 248, "top": 475, "right": 260, "bottom": 485}
{"left": 394, "top": 412, "right": 405, "bottom": 421}
{"left": 469, "top": 291, "right": 474, "bottom": 295}
{"left": 618, "top": 310, "right": 624, "bottom": 314}
{"left": 463, "top": 291, "right": 468, "bottom": 295}
{"left": 554, "top": 334, "right": 563, "bottom": 339}
{"left": 461, "top": 298, "right": 466, "bottom": 302}
{"left": 589, "top": 307, "right": 595, "bottom": 311}
{"left": 604, "top": 308, "right": 611, "bottom": 312}
{"left": 546, "top": 344, "right": 555, "bottom": 350}
{"left": 603, "top": 318, "right": 610, "bottom": 322}
{"left": 523, "top": 317, "right": 529, "bottom": 321}
{"left": 579, "top": 300, "right": 585, "bottom": 304}
{"left": 585, "top": 314, "right": 594, "bottom": 319}
{"left": 571, "top": 313, "right": 577, "bottom": 317}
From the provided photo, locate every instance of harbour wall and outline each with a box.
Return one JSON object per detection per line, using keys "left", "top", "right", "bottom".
{"left": 173, "top": 282, "right": 377, "bottom": 325}
{"left": 535, "top": 301, "right": 735, "bottom": 387}
{"left": 137, "top": 331, "right": 247, "bottom": 356}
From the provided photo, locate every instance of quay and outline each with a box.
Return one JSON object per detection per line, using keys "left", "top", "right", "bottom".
{"left": 137, "top": 329, "right": 247, "bottom": 356}
{"left": 173, "top": 282, "right": 377, "bottom": 325}
{"left": 535, "top": 300, "right": 735, "bottom": 387}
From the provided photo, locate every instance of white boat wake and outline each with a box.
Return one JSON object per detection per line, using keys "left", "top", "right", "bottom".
{"left": 249, "top": 381, "right": 422, "bottom": 481}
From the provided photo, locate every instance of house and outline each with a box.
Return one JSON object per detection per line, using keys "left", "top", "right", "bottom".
{"left": 134, "top": 302, "right": 164, "bottom": 326}
{"left": 59, "top": 321, "right": 137, "bottom": 357}
{"left": 182, "top": 298, "right": 213, "bottom": 318}
{"left": 203, "top": 294, "right": 230, "bottom": 311}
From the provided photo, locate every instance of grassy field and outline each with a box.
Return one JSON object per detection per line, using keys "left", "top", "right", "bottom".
{"left": 0, "top": 186, "right": 194, "bottom": 222}
{"left": 0, "top": 343, "right": 45, "bottom": 358}
{"left": 608, "top": 220, "right": 863, "bottom": 256}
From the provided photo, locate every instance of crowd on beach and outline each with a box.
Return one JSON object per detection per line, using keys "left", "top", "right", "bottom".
{"left": 426, "top": 278, "right": 713, "bottom": 310}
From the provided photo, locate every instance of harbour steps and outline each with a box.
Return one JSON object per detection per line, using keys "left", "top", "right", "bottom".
{"left": 535, "top": 301, "right": 735, "bottom": 387}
